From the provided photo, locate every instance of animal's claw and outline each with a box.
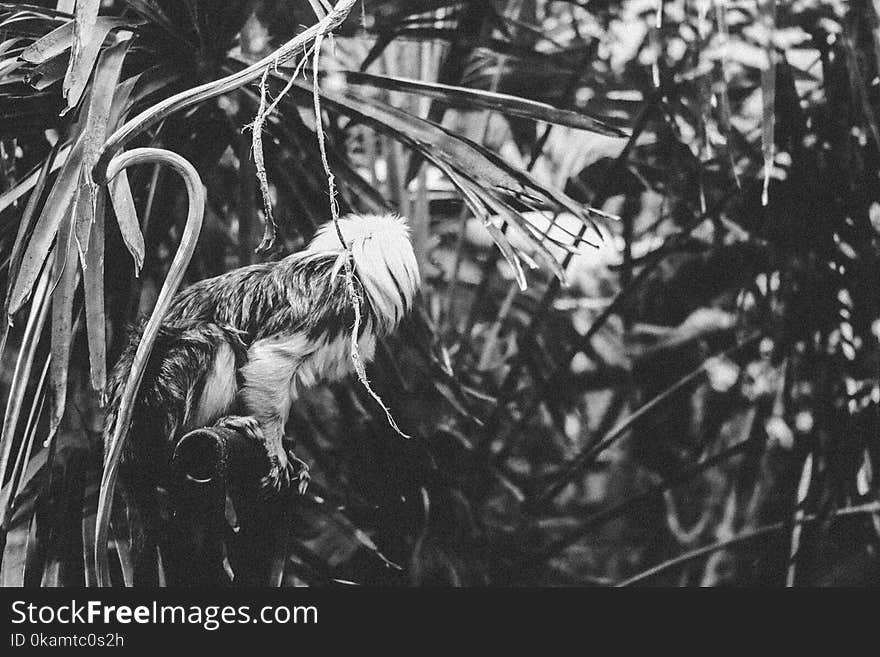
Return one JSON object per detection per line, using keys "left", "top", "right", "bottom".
{"left": 259, "top": 450, "right": 310, "bottom": 498}
{"left": 289, "top": 451, "right": 311, "bottom": 495}
{"left": 259, "top": 453, "right": 287, "bottom": 498}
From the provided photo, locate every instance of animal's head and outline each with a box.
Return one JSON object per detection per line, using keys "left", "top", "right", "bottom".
{"left": 308, "top": 214, "right": 420, "bottom": 333}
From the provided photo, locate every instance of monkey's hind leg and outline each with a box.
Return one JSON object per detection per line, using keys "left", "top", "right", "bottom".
{"left": 232, "top": 338, "right": 312, "bottom": 496}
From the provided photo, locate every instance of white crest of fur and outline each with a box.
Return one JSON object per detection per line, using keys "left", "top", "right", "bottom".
{"left": 307, "top": 214, "right": 420, "bottom": 334}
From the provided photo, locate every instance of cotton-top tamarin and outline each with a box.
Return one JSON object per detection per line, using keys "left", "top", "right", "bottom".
{"left": 104, "top": 214, "right": 420, "bottom": 497}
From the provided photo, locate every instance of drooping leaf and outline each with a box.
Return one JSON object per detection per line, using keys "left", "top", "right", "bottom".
{"left": 75, "top": 35, "right": 131, "bottom": 261}
{"left": 298, "top": 501, "right": 401, "bottom": 571}
{"left": 289, "top": 76, "right": 600, "bottom": 277}
{"left": 108, "top": 169, "right": 144, "bottom": 275}
{"left": 428, "top": 154, "right": 527, "bottom": 289}
{"left": 714, "top": 0, "right": 740, "bottom": 187}
{"left": 338, "top": 70, "right": 628, "bottom": 137}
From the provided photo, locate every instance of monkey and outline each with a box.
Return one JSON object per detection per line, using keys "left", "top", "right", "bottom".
{"left": 103, "top": 214, "right": 420, "bottom": 542}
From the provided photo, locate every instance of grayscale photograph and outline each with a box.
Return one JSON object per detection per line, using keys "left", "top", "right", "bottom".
{"left": 0, "top": 0, "right": 878, "bottom": 597}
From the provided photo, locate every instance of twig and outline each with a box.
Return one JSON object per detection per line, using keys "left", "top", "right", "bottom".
{"left": 615, "top": 502, "right": 880, "bottom": 587}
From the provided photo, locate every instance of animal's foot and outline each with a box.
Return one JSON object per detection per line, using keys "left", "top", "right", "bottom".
{"left": 214, "top": 415, "right": 263, "bottom": 443}
{"left": 213, "top": 417, "right": 309, "bottom": 497}
{"left": 290, "top": 452, "right": 311, "bottom": 496}
{"left": 260, "top": 449, "right": 310, "bottom": 498}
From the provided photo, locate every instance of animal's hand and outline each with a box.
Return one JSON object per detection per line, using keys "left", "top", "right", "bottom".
{"left": 214, "top": 415, "right": 264, "bottom": 443}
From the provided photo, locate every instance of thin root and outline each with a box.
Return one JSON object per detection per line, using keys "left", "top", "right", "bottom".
{"left": 312, "top": 35, "right": 409, "bottom": 439}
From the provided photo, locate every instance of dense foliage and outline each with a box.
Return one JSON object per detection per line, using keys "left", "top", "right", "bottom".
{"left": 0, "top": 0, "right": 878, "bottom": 586}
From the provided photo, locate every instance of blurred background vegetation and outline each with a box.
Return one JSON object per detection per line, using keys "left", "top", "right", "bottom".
{"left": 0, "top": 0, "right": 878, "bottom": 587}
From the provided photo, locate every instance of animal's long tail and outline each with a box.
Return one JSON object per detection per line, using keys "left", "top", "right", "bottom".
{"left": 104, "top": 322, "right": 244, "bottom": 467}
{"left": 103, "top": 320, "right": 243, "bottom": 584}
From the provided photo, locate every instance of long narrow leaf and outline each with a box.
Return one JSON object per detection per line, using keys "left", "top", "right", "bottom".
{"left": 0, "top": 140, "right": 60, "bottom": 362}
{"left": 0, "top": 143, "right": 70, "bottom": 214}
{"left": 47, "top": 202, "right": 79, "bottom": 443}
{"left": 0, "top": 357, "right": 47, "bottom": 528}
{"left": 0, "top": 258, "right": 52, "bottom": 530}
{"left": 108, "top": 169, "right": 144, "bottom": 274}
{"left": 62, "top": 0, "right": 100, "bottom": 110}
{"left": 19, "top": 16, "right": 131, "bottom": 64}
{"left": 82, "top": 185, "right": 106, "bottom": 392}
{"left": 8, "top": 137, "right": 84, "bottom": 316}
{"left": 75, "top": 35, "right": 131, "bottom": 261}
{"left": 338, "top": 70, "right": 628, "bottom": 137}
